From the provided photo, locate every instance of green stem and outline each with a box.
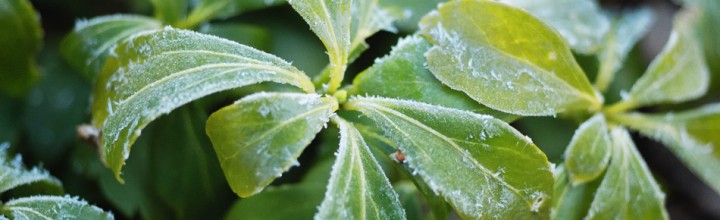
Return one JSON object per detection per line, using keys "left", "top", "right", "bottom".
{"left": 603, "top": 100, "right": 638, "bottom": 115}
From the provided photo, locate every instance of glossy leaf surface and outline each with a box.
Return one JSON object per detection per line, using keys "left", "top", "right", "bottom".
{"left": 421, "top": 0, "right": 600, "bottom": 116}
{"left": 316, "top": 118, "right": 405, "bottom": 219}
{"left": 1, "top": 195, "right": 114, "bottom": 219}
{"left": 564, "top": 114, "right": 610, "bottom": 184}
{"left": 206, "top": 93, "right": 336, "bottom": 197}
{"left": 61, "top": 15, "right": 161, "bottom": 78}
{"left": 499, "top": 0, "right": 610, "bottom": 54}
{"left": 351, "top": 35, "right": 516, "bottom": 121}
{"left": 346, "top": 97, "right": 553, "bottom": 219}
{"left": 613, "top": 104, "right": 720, "bottom": 193}
{"left": 91, "top": 28, "right": 314, "bottom": 179}
{"left": 585, "top": 127, "right": 667, "bottom": 219}
{"left": 0, "top": 0, "right": 41, "bottom": 96}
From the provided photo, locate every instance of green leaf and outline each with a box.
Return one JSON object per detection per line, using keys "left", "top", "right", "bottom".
{"left": 564, "top": 114, "right": 610, "bottom": 184}
{"left": 381, "top": 0, "right": 441, "bottom": 32}
{"left": 287, "top": 0, "right": 350, "bottom": 93}
{"left": 198, "top": 23, "right": 271, "bottom": 51}
{"left": 498, "top": 0, "right": 611, "bottom": 54}
{"left": 60, "top": 15, "right": 161, "bottom": 78}
{"left": 611, "top": 104, "right": 720, "bottom": 193}
{"left": 181, "top": 0, "right": 285, "bottom": 28}
{"left": 224, "top": 184, "right": 324, "bottom": 220}
{"left": 0, "top": 0, "right": 42, "bottom": 97}
{"left": 346, "top": 97, "right": 553, "bottom": 219}
{"left": 586, "top": 127, "right": 667, "bottom": 219}
{"left": 594, "top": 8, "right": 654, "bottom": 91}
{"left": 316, "top": 118, "right": 405, "bottom": 219}
{"left": 0, "top": 143, "right": 62, "bottom": 194}
{"left": 1, "top": 195, "right": 114, "bottom": 219}
{"left": 421, "top": 0, "right": 600, "bottom": 116}
{"left": 206, "top": 92, "right": 336, "bottom": 197}
{"left": 347, "top": 0, "right": 400, "bottom": 60}
{"left": 622, "top": 11, "right": 709, "bottom": 107}
{"left": 551, "top": 164, "right": 599, "bottom": 220}
{"left": 393, "top": 181, "right": 424, "bottom": 220}
{"left": 150, "top": 0, "right": 187, "bottom": 25}
{"left": 351, "top": 35, "right": 516, "bottom": 121}
{"left": 91, "top": 27, "right": 315, "bottom": 179}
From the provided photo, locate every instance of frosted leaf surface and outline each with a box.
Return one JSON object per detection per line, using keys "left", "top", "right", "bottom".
{"left": 550, "top": 164, "right": 597, "bottom": 220}
{"left": 288, "top": 0, "right": 351, "bottom": 92}
{"left": 624, "top": 11, "right": 709, "bottom": 107}
{"left": 91, "top": 27, "right": 314, "bottom": 180}
{"left": 0, "top": 143, "right": 62, "bottom": 194}
{"left": 585, "top": 127, "right": 667, "bottom": 219}
{"left": 346, "top": 97, "right": 553, "bottom": 219}
{"left": 602, "top": 8, "right": 654, "bottom": 75}
{"left": 60, "top": 15, "right": 161, "bottom": 78}
{"left": 351, "top": 35, "right": 517, "bottom": 122}
{"left": 205, "top": 92, "right": 336, "bottom": 197}
{"left": 421, "top": 0, "right": 600, "bottom": 116}
{"left": 564, "top": 114, "right": 610, "bottom": 184}
{"left": 315, "top": 118, "right": 405, "bottom": 219}
{"left": 613, "top": 104, "right": 720, "bottom": 193}
{"left": 498, "top": 0, "right": 611, "bottom": 54}
{"left": 2, "top": 195, "right": 114, "bottom": 220}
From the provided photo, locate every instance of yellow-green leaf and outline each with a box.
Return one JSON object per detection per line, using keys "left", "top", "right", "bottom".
{"left": 0, "top": 0, "right": 42, "bottom": 97}
{"left": 206, "top": 93, "right": 336, "bottom": 197}
{"left": 585, "top": 127, "right": 667, "bottom": 219}
{"left": 316, "top": 118, "right": 405, "bottom": 219}
{"left": 421, "top": 0, "right": 600, "bottom": 116}
{"left": 91, "top": 28, "right": 314, "bottom": 180}
{"left": 564, "top": 114, "right": 611, "bottom": 184}
{"left": 346, "top": 97, "right": 553, "bottom": 219}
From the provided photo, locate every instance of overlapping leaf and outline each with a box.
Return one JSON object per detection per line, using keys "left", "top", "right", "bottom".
{"left": 0, "top": 143, "right": 61, "bottom": 194}
{"left": 60, "top": 15, "right": 161, "bottom": 78}
{"left": 498, "top": 0, "right": 611, "bottom": 54}
{"left": 206, "top": 93, "right": 336, "bottom": 197}
{"left": 623, "top": 10, "right": 708, "bottom": 107}
{"left": 613, "top": 104, "right": 720, "bottom": 193}
{"left": 551, "top": 164, "right": 598, "bottom": 220}
{"left": 91, "top": 27, "right": 315, "bottom": 180}
{"left": 351, "top": 35, "right": 516, "bottom": 121}
{"left": 421, "top": 0, "right": 600, "bottom": 116}
{"left": 346, "top": 97, "right": 553, "bottom": 219}
{"left": 585, "top": 127, "right": 667, "bottom": 219}
{"left": 316, "top": 118, "right": 405, "bottom": 219}
{"left": 0, "top": 0, "right": 42, "bottom": 97}
{"left": 1, "top": 196, "right": 113, "bottom": 219}
{"left": 564, "top": 114, "right": 610, "bottom": 184}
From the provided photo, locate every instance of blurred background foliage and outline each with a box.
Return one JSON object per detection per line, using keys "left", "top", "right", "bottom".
{"left": 0, "top": 0, "right": 718, "bottom": 219}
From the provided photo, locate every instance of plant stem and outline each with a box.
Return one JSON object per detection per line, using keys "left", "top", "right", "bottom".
{"left": 603, "top": 100, "right": 638, "bottom": 115}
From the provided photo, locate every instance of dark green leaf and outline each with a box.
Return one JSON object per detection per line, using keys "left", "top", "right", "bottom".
{"left": 181, "top": 0, "right": 285, "bottom": 28}
{"left": 585, "top": 127, "right": 667, "bottom": 219}
{"left": 1, "top": 195, "right": 114, "bottom": 219}
{"left": 498, "top": 0, "right": 611, "bottom": 54}
{"left": 315, "top": 118, "right": 405, "bottom": 219}
{"left": 0, "top": 0, "right": 42, "bottom": 97}
{"left": 91, "top": 28, "right": 315, "bottom": 180}
{"left": 351, "top": 35, "right": 516, "bottom": 121}
{"left": 622, "top": 10, "right": 709, "bottom": 107}
{"left": 223, "top": 184, "right": 324, "bottom": 220}
{"left": 60, "top": 15, "right": 161, "bottom": 78}
{"left": 612, "top": 104, "right": 720, "bottom": 193}
{"left": 346, "top": 97, "right": 553, "bottom": 219}
{"left": 551, "top": 164, "right": 598, "bottom": 220}
{"left": 0, "top": 143, "right": 62, "bottom": 194}
{"left": 206, "top": 92, "right": 336, "bottom": 197}
{"left": 421, "top": 0, "right": 601, "bottom": 116}
{"left": 564, "top": 114, "right": 610, "bottom": 184}
{"left": 198, "top": 23, "right": 271, "bottom": 51}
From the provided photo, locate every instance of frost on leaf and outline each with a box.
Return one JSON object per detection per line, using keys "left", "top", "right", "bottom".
{"left": 2, "top": 195, "right": 114, "bottom": 220}
{"left": 315, "top": 118, "right": 405, "bottom": 220}
{"left": 420, "top": 0, "right": 600, "bottom": 116}
{"left": 90, "top": 27, "right": 314, "bottom": 180}
{"left": 0, "top": 143, "right": 62, "bottom": 194}
{"left": 585, "top": 127, "right": 667, "bottom": 220}
{"left": 206, "top": 92, "right": 336, "bottom": 197}
{"left": 346, "top": 97, "right": 553, "bottom": 219}
{"left": 614, "top": 104, "right": 720, "bottom": 193}
{"left": 564, "top": 114, "right": 611, "bottom": 185}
